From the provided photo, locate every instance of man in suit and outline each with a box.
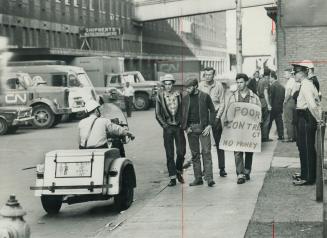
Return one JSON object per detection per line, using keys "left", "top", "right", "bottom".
{"left": 268, "top": 71, "right": 285, "bottom": 140}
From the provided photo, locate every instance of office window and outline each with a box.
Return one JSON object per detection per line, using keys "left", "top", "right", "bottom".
{"left": 82, "top": 0, "right": 87, "bottom": 9}
{"left": 90, "top": 0, "right": 94, "bottom": 10}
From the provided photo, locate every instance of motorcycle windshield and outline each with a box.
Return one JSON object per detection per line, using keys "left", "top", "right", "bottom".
{"left": 100, "top": 103, "right": 127, "bottom": 125}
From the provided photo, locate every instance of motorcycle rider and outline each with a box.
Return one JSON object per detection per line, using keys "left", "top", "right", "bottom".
{"left": 78, "top": 100, "right": 134, "bottom": 150}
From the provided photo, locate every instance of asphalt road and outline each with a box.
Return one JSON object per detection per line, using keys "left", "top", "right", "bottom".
{"left": 0, "top": 108, "right": 169, "bottom": 238}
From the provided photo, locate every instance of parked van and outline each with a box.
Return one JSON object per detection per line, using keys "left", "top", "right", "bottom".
{"left": 8, "top": 63, "right": 98, "bottom": 117}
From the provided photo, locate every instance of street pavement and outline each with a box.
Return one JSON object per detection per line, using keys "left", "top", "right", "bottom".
{"left": 97, "top": 139, "right": 277, "bottom": 238}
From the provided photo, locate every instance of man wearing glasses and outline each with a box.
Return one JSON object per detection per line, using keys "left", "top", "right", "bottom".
{"left": 155, "top": 74, "right": 186, "bottom": 187}
{"left": 199, "top": 67, "right": 227, "bottom": 177}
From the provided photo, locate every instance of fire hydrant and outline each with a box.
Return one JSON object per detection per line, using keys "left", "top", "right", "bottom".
{"left": 0, "top": 195, "right": 30, "bottom": 238}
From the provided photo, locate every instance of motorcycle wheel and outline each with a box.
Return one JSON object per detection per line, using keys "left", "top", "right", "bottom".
{"left": 114, "top": 170, "right": 134, "bottom": 211}
{"left": 41, "top": 195, "right": 63, "bottom": 214}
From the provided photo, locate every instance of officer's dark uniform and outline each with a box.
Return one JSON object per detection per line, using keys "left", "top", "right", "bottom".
{"left": 293, "top": 63, "right": 322, "bottom": 185}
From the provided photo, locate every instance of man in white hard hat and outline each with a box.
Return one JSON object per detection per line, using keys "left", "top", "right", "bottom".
{"left": 78, "top": 100, "right": 134, "bottom": 149}
{"left": 155, "top": 74, "right": 186, "bottom": 187}
{"left": 291, "top": 61, "right": 322, "bottom": 186}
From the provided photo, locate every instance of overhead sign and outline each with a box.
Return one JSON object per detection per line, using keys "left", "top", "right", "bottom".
{"left": 80, "top": 27, "right": 122, "bottom": 38}
{"left": 219, "top": 102, "right": 262, "bottom": 153}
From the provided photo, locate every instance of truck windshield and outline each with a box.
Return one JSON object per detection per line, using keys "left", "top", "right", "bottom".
{"left": 76, "top": 73, "right": 92, "bottom": 87}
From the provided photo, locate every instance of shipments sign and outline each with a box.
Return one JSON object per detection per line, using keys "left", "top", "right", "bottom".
{"left": 80, "top": 27, "right": 122, "bottom": 38}
{"left": 219, "top": 102, "right": 262, "bottom": 153}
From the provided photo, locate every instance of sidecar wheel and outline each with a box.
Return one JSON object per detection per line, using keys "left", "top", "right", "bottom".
{"left": 41, "top": 195, "right": 63, "bottom": 214}
{"left": 114, "top": 171, "right": 134, "bottom": 211}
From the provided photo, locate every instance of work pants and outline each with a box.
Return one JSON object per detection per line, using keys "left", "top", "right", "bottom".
{"left": 212, "top": 119, "right": 225, "bottom": 169}
{"left": 234, "top": 152, "right": 253, "bottom": 176}
{"left": 187, "top": 131, "right": 213, "bottom": 181}
{"left": 268, "top": 110, "right": 284, "bottom": 139}
{"left": 124, "top": 96, "right": 133, "bottom": 117}
{"left": 261, "top": 107, "right": 271, "bottom": 140}
{"left": 163, "top": 125, "right": 186, "bottom": 179}
{"left": 284, "top": 98, "right": 296, "bottom": 140}
{"left": 296, "top": 110, "right": 317, "bottom": 183}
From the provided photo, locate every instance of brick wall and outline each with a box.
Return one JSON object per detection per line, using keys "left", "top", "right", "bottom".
{"left": 277, "top": 1, "right": 327, "bottom": 110}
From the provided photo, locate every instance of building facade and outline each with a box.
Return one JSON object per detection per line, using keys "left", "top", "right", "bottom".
{"left": 273, "top": 0, "right": 327, "bottom": 109}
{"left": 0, "top": 0, "right": 228, "bottom": 80}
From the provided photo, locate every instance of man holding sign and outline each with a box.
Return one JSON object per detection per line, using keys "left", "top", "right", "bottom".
{"left": 221, "top": 73, "right": 261, "bottom": 184}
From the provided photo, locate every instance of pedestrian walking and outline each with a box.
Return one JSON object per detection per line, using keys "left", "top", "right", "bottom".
{"left": 225, "top": 73, "right": 261, "bottom": 184}
{"left": 199, "top": 67, "right": 227, "bottom": 177}
{"left": 257, "top": 68, "right": 272, "bottom": 142}
{"left": 291, "top": 61, "right": 322, "bottom": 186}
{"left": 282, "top": 68, "right": 300, "bottom": 142}
{"left": 155, "top": 74, "right": 186, "bottom": 187}
{"left": 182, "top": 78, "right": 216, "bottom": 187}
{"left": 268, "top": 71, "right": 285, "bottom": 140}
{"left": 120, "top": 82, "right": 135, "bottom": 117}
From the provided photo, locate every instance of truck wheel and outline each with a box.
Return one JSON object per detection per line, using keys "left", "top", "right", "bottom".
{"left": 52, "top": 115, "right": 62, "bottom": 126}
{"left": 7, "top": 126, "right": 18, "bottom": 134}
{"left": 134, "top": 93, "right": 149, "bottom": 111}
{"left": 114, "top": 170, "right": 134, "bottom": 211}
{"left": 32, "top": 105, "right": 55, "bottom": 129}
{"left": 41, "top": 195, "right": 63, "bottom": 214}
{"left": 0, "top": 118, "right": 9, "bottom": 135}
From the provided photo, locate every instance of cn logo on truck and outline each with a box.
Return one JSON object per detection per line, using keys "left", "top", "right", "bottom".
{"left": 5, "top": 94, "right": 27, "bottom": 104}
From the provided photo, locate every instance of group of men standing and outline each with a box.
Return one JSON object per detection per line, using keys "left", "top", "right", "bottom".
{"left": 155, "top": 67, "right": 259, "bottom": 187}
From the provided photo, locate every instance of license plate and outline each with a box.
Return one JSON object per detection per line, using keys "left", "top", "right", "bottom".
{"left": 55, "top": 161, "right": 92, "bottom": 178}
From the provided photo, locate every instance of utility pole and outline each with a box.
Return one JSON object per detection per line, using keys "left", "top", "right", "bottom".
{"left": 236, "top": 0, "right": 243, "bottom": 73}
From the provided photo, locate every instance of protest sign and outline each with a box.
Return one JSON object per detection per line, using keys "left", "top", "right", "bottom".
{"left": 219, "top": 102, "right": 262, "bottom": 152}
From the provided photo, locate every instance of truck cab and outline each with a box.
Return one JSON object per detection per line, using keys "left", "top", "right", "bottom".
{"left": 102, "top": 71, "right": 158, "bottom": 110}
{"left": 8, "top": 64, "right": 98, "bottom": 116}
{"left": 1, "top": 71, "right": 71, "bottom": 128}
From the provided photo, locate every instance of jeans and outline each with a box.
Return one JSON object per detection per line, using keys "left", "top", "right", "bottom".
{"left": 297, "top": 110, "right": 317, "bottom": 183}
{"left": 212, "top": 119, "right": 225, "bottom": 169}
{"left": 261, "top": 107, "right": 271, "bottom": 140}
{"left": 187, "top": 131, "right": 213, "bottom": 181}
{"left": 234, "top": 151, "right": 253, "bottom": 175}
{"left": 163, "top": 125, "right": 186, "bottom": 178}
{"left": 268, "top": 110, "right": 284, "bottom": 139}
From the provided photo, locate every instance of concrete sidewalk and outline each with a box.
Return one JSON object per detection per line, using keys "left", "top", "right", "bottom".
{"left": 98, "top": 141, "right": 277, "bottom": 238}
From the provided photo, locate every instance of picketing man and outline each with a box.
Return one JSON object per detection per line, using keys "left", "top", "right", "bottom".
{"left": 291, "top": 61, "right": 323, "bottom": 186}
{"left": 78, "top": 100, "right": 134, "bottom": 150}
{"left": 268, "top": 71, "right": 285, "bottom": 141}
{"left": 225, "top": 73, "right": 261, "bottom": 184}
{"left": 199, "top": 67, "right": 227, "bottom": 177}
{"left": 181, "top": 78, "right": 216, "bottom": 187}
{"left": 155, "top": 74, "right": 186, "bottom": 187}
{"left": 257, "top": 68, "right": 272, "bottom": 142}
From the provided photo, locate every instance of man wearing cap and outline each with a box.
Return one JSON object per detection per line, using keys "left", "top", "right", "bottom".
{"left": 155, "top": 74, "right": 186, "bottom": 187}
{"left": 78, "top": 100, "right": 134, "bottom": 150}
{"left": 257, "top": 68, "right": 272, "bottom": 142}
{"left": 292, "top": 61, "right": 322, "bottom": 186}
{"left": 199, "top": 67, "right": 227, "bottom": 177}
{"left": 181, "top": 78, "right": 216, "bottom": 187}
{"left": 120, "top": 81, "right": 135, "bottom": 118}
{"left": 283, "top": 68, "right": 300, "bottom": 142}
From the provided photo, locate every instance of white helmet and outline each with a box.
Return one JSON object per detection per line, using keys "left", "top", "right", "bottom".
{"left": 85, "top": 100, "right": 100, "bottom": 113}
{"left": 160, "top": 74, "right": 176, "bottom": 83}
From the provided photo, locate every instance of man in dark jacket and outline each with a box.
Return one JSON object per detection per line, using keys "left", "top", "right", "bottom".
{"left": 182, "top": 78, "right": 216, "bottom": 187}
{"left": 268, "top": 71, "right": 285, "bottom": 140}
{"left": 155, "top": 74, "right": 186, "bottom": 187}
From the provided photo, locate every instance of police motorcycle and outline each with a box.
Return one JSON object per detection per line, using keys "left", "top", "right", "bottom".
{"left": 30, "top": 99, "right": 136, "bottom": 214}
